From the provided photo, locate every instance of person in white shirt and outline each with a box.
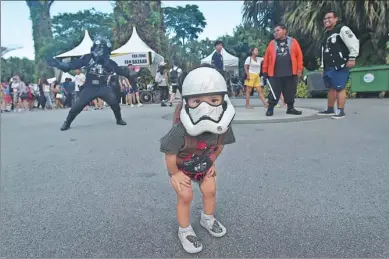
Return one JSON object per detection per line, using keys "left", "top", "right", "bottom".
{"left": 74, "top": 69, "right": 87, "bottom": 111}
{"left": 244, "top": 48, "right": 268, "bottom": 109}
{"left": 74, "top": 69, "right": 86, "bottom": 102}
{"left": 168, "top": 65, "right": 182, "bottom": 106}
{"left": 155, "top": 62, "right": 169, "bottom": 107}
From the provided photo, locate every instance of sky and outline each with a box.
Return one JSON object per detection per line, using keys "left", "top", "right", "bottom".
{"left": 1, "top": 1, "right": 244, "bottom": 60}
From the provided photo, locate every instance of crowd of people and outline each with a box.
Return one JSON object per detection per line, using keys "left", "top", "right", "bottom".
{"left": 1, "top": 10, "right": 359, "bottom": 122}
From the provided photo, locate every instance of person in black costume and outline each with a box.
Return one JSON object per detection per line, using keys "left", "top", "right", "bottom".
{"left": 47, "top": 36, "right": 129, "bottom": 131}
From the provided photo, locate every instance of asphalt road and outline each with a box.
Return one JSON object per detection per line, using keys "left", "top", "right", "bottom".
{"left": 1, "top": 98, "right": 388, "bottom": 258}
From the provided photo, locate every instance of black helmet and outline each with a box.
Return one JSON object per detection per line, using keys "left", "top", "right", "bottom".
{"left": 91, "top": 36, "right": 112, "bottom": 62}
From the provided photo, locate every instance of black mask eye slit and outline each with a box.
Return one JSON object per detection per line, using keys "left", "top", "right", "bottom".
{"left": 222, "top": 100, "right": 227, "bottom": 110}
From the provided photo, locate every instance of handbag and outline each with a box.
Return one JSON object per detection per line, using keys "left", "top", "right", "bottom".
{"left": 56, "top": 93, "right": 63, "bottom": 99}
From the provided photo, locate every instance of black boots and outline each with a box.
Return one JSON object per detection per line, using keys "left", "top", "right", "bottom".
{"left": 266, "top": 109, "right": 274, "bottom": 116}
{"left": 60, "top": 121, "right": 71, "bottom": 131}
{"left": 265, "top": 107, "right": 302, "bottom": 117}
{"left": 286, "top": 108, "right": 302, "bottom": 115}
{"left": 116, "top": 119, "right": 127, "bottom": 125}
{"left": 60, "top": 119, "right": 126, "bottom": 131}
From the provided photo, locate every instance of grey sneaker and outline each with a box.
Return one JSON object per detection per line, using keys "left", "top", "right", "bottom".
{"left": 178, "top": 228, "right": 203, "bottom": 254}
{"left": 332, "top": 112, "right": 346, "bottom": 119}
{"left": 200, "top": 212, "right": 227, "bottom": 238}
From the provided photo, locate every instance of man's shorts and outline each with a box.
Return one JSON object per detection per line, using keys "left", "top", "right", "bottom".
{"left": 129, "top": 84, "right": 139, "bottom": 94}
{"left": 171, "top": 83, "right": 179, "bottom": 94}
{"left": 323, "top": 67, "right": 349, "bottom": 90}
{"left": 244, "top": 73, "right": 260, "bottom": 88}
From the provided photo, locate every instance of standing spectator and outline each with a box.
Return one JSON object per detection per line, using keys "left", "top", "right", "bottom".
{"left": 52, "top": 81, "right": 64, "bottom": 109}
{"left": 36, "top": 78, "right": 46, "bottom": 110}
{"left": 0, "top": 82, "right": 7, "bottom": 112}
{"left": 318, "top": 10, "right": 359, "bottom": 119}
{"left": 211, "top": 40, "right": 224, "bottom": 73}
{"left": 244, "top": 47, "right": 268, "bottom": 109}
{"left": 168, "top": 64, "right": 182, "bottom": 106}
{"left": 127, "top": 64, "right": 143, "bottom": 108}
{"left": 155, "top": 61, "right": 169, "bottom": 107}
{"left": 62, "top": 78, "right": 75, "bottom": 108}
{"left": 119, "top": 76, "right": 131, "bottom": 105}
{"left": 262, "top": 24, "right": 304, "bottom": 116}
{"left": 12, "top": 75, "right": 28, "bottom": 112}
{"left": 74, "top": 69, "right": 85, "bottom": 104}
{"left": 42, "top": 78, "right": 52, "bottom": 109}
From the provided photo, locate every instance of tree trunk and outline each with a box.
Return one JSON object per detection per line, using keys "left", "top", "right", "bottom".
{"left": 26, "top": 0, "right": 54, "bottom": 79}
{"left": 113, "top": 1, "right": 165, "bottom": 54}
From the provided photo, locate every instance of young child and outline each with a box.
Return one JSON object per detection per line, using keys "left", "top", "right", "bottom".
{"left": 160, "top": 64, "right": 236, "bottom": 254}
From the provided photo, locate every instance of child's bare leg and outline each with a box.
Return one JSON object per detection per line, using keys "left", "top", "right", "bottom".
{"left": 170, "top": 177, "right": 203, "bottom": 254}
{"left": 199, "top": 175, "right": 227, "bottom": 237}
{"left": 170, "top": 179, "right": 193, "bottom": 227}
{"left": 200, "top": 175, "right": 216, "bottom": 215}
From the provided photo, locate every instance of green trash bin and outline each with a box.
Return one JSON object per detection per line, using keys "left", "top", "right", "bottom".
{"left": 350, "top": 65, "right": 389, "bottom": 98}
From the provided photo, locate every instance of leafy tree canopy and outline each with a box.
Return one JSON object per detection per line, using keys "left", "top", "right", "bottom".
{"left": 163, "top": 4, "right": 207, "bottom": 45}
{"left": 1, "top": 57, "right": 36, "bottom": 83}
{"left": 51, "top": 8, "right": 114, "bottom": 55}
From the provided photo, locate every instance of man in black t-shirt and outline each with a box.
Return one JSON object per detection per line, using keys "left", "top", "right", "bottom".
{"left": 262, "top": 24, "right": 304, "bottom": 116}
{"left": 211, "top": 40, "right": 224, "bottom": 73}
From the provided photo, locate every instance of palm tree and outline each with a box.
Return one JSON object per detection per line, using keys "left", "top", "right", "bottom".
{"left": 283, "top": 0, "right": 389, "bottom": 65}
{"left": 26, "top": 0, "right": 55, "bottom": 78}
{"left": 242, "top": 0, "right": 389, "bottom": 67}
{"left": 242, "top": 0, "right": 284, "bottom": 31}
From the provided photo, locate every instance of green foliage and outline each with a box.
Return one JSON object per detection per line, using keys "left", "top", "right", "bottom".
{"left": 243, "top": 0, "right": 389, "bottom": 68}
{"left": 345, "top": 80, "right": 355, "bottom": 99}
{"left": 113, "top": 1, "right": 164, "bottom": 53}
{"left": 163, "top": 5, "right": 207, "bottom": 45}
{"left": 295, "top": 81, "right": 309, "bottom": 98}
{"left": 51, "top": 8, "right": 114, "bottom": 56}
{"left": 218, "top": 25, "right": 270, "bottom": 77}
{"left": 1, "top": 57, "right": 36, "bottom": 83}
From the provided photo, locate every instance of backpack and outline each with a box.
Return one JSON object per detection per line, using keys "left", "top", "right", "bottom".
{"left": 170, "top": 67, "right": 179, "bottom": 84}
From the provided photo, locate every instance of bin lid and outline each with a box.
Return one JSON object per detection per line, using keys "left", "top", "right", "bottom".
{"left": 350, "top": 64, "right": 389, "bottom": 72}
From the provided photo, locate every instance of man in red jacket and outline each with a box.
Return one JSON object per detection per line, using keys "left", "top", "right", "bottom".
{"left": 262, "top": 24, "right": 304, "bottom": 116}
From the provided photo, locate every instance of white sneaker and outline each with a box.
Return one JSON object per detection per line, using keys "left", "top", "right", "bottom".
{"left": 137, "top": 103, "right": 143, "bottom": 107}
{"left": 200, "top": 212, "right": 227, "bottom": 238}
{"left": 130, "top": 104, "right": 134, "bottom": 108}
{"left": 178, "top": 228, "right": 203, "bottom": 254}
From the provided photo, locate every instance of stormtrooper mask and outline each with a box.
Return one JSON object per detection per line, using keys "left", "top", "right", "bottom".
{"left": 180, "top": 66, "right": 235, "bottom": 136}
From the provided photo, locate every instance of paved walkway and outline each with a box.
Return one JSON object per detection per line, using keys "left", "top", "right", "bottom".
{"left": 1, "top": 98, "right": 388, "bottom": 257}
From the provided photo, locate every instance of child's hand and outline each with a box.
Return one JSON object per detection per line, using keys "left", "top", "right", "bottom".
{"left": 171, "top": 171, "right": 191, "bottom": 191}
{"left": 207, "top": 163, "right": 216, "bottom": 177}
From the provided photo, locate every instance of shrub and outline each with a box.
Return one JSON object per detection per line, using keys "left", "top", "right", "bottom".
{"left": 296, "top": 81, "right": 309, "bottom": 98}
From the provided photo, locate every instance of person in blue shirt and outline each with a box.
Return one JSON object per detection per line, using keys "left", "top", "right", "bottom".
{"left": 211, "top": 40, "right": 224, "bottom": 73}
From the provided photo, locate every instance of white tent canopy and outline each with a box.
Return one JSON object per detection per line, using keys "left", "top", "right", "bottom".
{"left": 55, "top": 30, "right": 93, "bottom": 59}
{"left": 110, "top": 27, "right": 164, "bottom": 76}
{"left": 201, "top": 48, "right": 239, "bottom": 75}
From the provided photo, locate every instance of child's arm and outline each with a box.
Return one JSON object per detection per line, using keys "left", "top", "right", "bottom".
{"left": 165, "top": 153, "right": 180, "bottom": 175}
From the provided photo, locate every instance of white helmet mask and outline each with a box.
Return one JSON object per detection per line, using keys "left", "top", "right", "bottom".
{"left": 180, "top": 67, "right": 235, "bottom": 136}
